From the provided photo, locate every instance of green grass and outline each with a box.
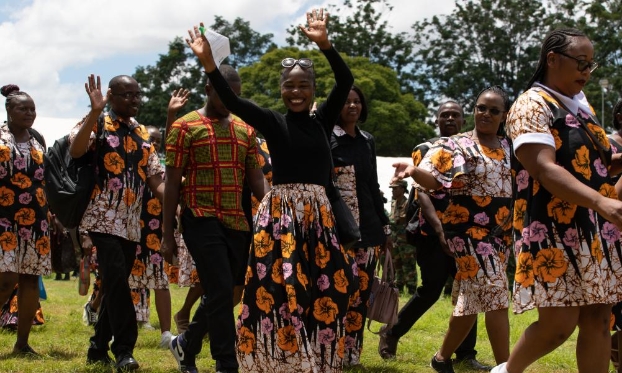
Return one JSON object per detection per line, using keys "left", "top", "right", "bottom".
{"left": 0, "top": 276, "right": 610, "bottom": 372}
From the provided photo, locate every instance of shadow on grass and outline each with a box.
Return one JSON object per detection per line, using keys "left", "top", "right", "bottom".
{"left": 345, "top": 365, "right": 404, "bottom": 373}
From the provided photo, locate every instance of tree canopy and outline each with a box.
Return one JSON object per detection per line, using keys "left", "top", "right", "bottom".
{"left": 132, "top": 0, "right": 622, "bottom": 156}
{"left": 239, "top": 47, "right": 434, "bottom": 156}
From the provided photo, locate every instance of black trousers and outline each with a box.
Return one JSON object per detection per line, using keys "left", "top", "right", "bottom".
{"left": 181, "top": 211, "right": 247, "bottom": 371}
{"left": 89, "top": 232, "right": 138, "bottom": 358}
{"left": 387, "top": 233, "right": 478, "bottom": 359}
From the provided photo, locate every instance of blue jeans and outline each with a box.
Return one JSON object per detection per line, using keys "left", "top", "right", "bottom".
{"left": 387, "top": 233, "right": 478, "bottom": 359}
{"left": 181, "top": 210, "right": 247, "bottom": 371}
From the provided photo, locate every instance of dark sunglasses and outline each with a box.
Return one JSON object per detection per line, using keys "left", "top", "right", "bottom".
{"left": 475, "top": 104, "right": 503, "bottom": 116}
{"left": 281, "top": 58, "right": 313, "bottom": 69}
{"left": 556, "top": 51, "right": 598, "bottom": 73}
{"left": 112, "top": 92, "right": 142, "bottom": 100}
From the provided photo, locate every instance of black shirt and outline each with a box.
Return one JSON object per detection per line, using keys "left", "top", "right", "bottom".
{"left": 207, "top": 47, "right": 354, "bottom": 187}
{"left": 331, "top": 126, "right": 389, "bottom": 247}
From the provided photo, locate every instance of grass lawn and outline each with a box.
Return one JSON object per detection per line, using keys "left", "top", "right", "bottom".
{"left": 0, "top": 275, "right": 612, "bottom": 372}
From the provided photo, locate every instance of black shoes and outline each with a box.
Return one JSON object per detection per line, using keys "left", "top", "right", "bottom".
{"left": 378, "top": 325, "right": 398, "bottom": 359}
{"left": 431, "top": 354, "right": 455, "bottom": 373}
{"left": 453, "top": 357, "right": 493, "bottom": 371}
{"left": 115, "top": 353, "right": 139, "bottom": 372}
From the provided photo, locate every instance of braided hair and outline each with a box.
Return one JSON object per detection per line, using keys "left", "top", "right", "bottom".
{"left": 475, "top": 85, "right": 511, "bottom": 136}
{"left": 526, "top": 28, "right": 587, "bottom": 90}
{"left": 1, "top": 84, "right": 30, "bottom": 110}
{"left": 613, "top": 99, "right": 622, "bottom": 130}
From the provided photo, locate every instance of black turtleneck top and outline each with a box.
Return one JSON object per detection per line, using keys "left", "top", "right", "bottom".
{"left": 206, "top": 46, "right": 354, "bottom": 187}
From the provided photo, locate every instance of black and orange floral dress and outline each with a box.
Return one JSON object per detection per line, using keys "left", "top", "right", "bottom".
{"left": 416, "top": 132, "right": 512, "bottom": 316}
{"left": 0, "top": 124, "right": 50, "bottom": 275}
{"left": 506, "top": 86, "right": 622, "bottom": 314}
{"left": 207, "top": 46, "right": 355, "bottom": 373}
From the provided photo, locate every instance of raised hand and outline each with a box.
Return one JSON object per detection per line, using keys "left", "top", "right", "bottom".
{"left": 299, "top": 8, "right": 330, "bottom": 49}
{"left": 84, "top": 74, "right": 108, "bottom": 112}
{"left": 186, "top": 22, "right": 217, "bottom": 72}
{"left": 168, "top": 88, "right": 190, "bottom": 114}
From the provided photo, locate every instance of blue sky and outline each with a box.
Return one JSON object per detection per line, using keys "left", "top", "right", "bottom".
{"left": 0, "top": 0, "right": 454, "bottom": 120}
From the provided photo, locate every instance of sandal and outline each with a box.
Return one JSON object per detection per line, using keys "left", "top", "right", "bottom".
{"left": 174, "top": 312, "right": 189, "bottom": 334}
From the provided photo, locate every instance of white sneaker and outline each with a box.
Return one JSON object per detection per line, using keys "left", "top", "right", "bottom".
{"left": 490, "top": 363, "right": 508, "bottom": 373}
{"left": 82, "top": 302, "right": 98, "bottom": 326}
{"left": 159, "top": 331, "right": 172, "bottom": 349}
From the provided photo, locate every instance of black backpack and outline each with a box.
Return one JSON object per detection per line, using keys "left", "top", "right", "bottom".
{"left": 44, "top": 121, "right": 103, "bottom": 229}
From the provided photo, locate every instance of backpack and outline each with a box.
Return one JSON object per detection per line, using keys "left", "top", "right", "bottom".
{"left": 44, "top": 120, "right": 103, "bottom": 229}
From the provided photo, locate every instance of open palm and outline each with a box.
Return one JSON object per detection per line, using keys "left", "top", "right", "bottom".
{"left": 299, "top": 8, "right": 329, "bottom": 44}
{"left": 186, "top": 23, "right": 214, "bottom": 64}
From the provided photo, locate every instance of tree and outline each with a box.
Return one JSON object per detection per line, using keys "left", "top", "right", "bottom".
{"left": 571, "top": 0, "right": 622, "bottom": 130}
{"left": 134, "top": 17, "right": 276, "bottom": 128}
{"left": 285, "top": 0, "right": 415, "bottom": 92}
{"left": 239, "top": 47, "right": 434, "bottom": 156}
{"left": 211, "top": 16, "right": 278, "bottom": 69}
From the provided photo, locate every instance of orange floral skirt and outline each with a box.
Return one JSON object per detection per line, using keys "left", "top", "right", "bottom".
{"left": 236, "top": 184, "right": 355, "bottom": 373}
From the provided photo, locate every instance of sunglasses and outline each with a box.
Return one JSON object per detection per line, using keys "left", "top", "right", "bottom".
{"left": 557, "top": 51, "right": 598, "bottom": 73}
{"left": 281, "top": 58, "right": 313, "bottom": 69}
{"left": 475, "top": 104, "right": 503, "bottom": 116}
{"left": 112, "top": 92, "right": 142, "bottom": 100}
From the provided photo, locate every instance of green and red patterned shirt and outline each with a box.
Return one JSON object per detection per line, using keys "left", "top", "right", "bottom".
{"left": 165, "top": 111, "right": 260, "bottom": 231}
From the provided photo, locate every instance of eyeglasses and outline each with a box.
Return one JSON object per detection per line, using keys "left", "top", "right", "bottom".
{"left": 281, "top": 58, "right": 313, "bottom": 69}
{"left": 556, "top": 51, "right": 598, "bottom": 73}
{"left": 475, "top": 104, "right": 503, "bottom": 116}
{"left": 112, "top": 92, "right": 142, "bottom": 100}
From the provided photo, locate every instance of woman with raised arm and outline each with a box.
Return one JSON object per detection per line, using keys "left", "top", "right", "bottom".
{"left": 183, "top": 8, "right": 355, "bottom": 373}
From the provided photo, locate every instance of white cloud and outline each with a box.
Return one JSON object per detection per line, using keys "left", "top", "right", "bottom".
{"left": 0, "top": 0, "right": 454, "bottom": 119}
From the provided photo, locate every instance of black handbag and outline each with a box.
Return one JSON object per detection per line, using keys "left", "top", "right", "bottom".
{"left": 318, "top": 124, "right": 361, "bottom": 250}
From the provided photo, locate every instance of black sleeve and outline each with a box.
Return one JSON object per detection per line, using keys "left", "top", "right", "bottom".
{"left": 366, "top": 132, "right": 390, "bottom": 226}
{"left": 314, "top": 47, "right": 354, "bottom": 134}
{"left": 206, "top": 69, "right": 278, "bottom": 137}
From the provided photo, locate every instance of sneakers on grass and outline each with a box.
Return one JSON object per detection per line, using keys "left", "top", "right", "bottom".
{"left": 159, "top": 331, "right": 172, "bottom": 349}
{"left": 82, "top": 302, "right": 98, "bottom": 326}
{"left": 169, "top": 334, "right": 197, "bottom": 373}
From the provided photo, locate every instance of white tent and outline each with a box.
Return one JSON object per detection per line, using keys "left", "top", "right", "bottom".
{"left": 32, "top": 116, "right": 80, "bottom": 145}
{"left": 377, "top": 156, "right": 412, "bottom": 211}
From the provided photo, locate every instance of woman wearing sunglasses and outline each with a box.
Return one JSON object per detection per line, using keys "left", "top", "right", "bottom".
{"left": 490, "top": 29, "right": 622, "bottom": 373}
{"left": 393, "top": 86, "right": 512, "bottom": 373}
{"left": 185, "top": 8, "right": 354, "bottom": 373}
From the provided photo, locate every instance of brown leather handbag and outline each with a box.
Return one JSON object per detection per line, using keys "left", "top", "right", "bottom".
{"left": 367, "top": 250, "right": 400, "bottom": 328}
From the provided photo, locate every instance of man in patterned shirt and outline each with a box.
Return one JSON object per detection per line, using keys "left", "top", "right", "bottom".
{"left": 161, "top": 64, "right": 266, "bottom": 373}
{"left": 69, "top": 74, "right": 164, "bottom": 371}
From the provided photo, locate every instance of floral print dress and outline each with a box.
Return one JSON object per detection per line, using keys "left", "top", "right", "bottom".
{"left": 237, "top": 183, "right": 356, "bottom": 373}
{"left": 416, "top": 133, "right": 512, "bottom": 316}
{"left": 507, "top": 87, "right": 622, "bottom": 314}
{"left": 0, "top": 125, "right": 50, "bottom": 275}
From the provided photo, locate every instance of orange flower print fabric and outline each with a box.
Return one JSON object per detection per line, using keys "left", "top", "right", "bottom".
{"left": 68, "top": 112, "right": 163, "bottom": 242}
{"left": 127, "top": 189, "right": 169, "bottom": 291}
{"left": 237, "top": 184, "right": 353, "bottom": 373}
{"left": 0, "top": 126, "right": 50, "bottom": 276}
{"left": 507, "top": 87, "right": 622, "bottom": 314}
{"left": 417, "top": 133, "right": 512, "bottom": 316}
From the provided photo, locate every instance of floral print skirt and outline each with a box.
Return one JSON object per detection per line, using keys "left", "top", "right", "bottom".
{"left": 236, "top": 183, "right": 355, "bottom": 373}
